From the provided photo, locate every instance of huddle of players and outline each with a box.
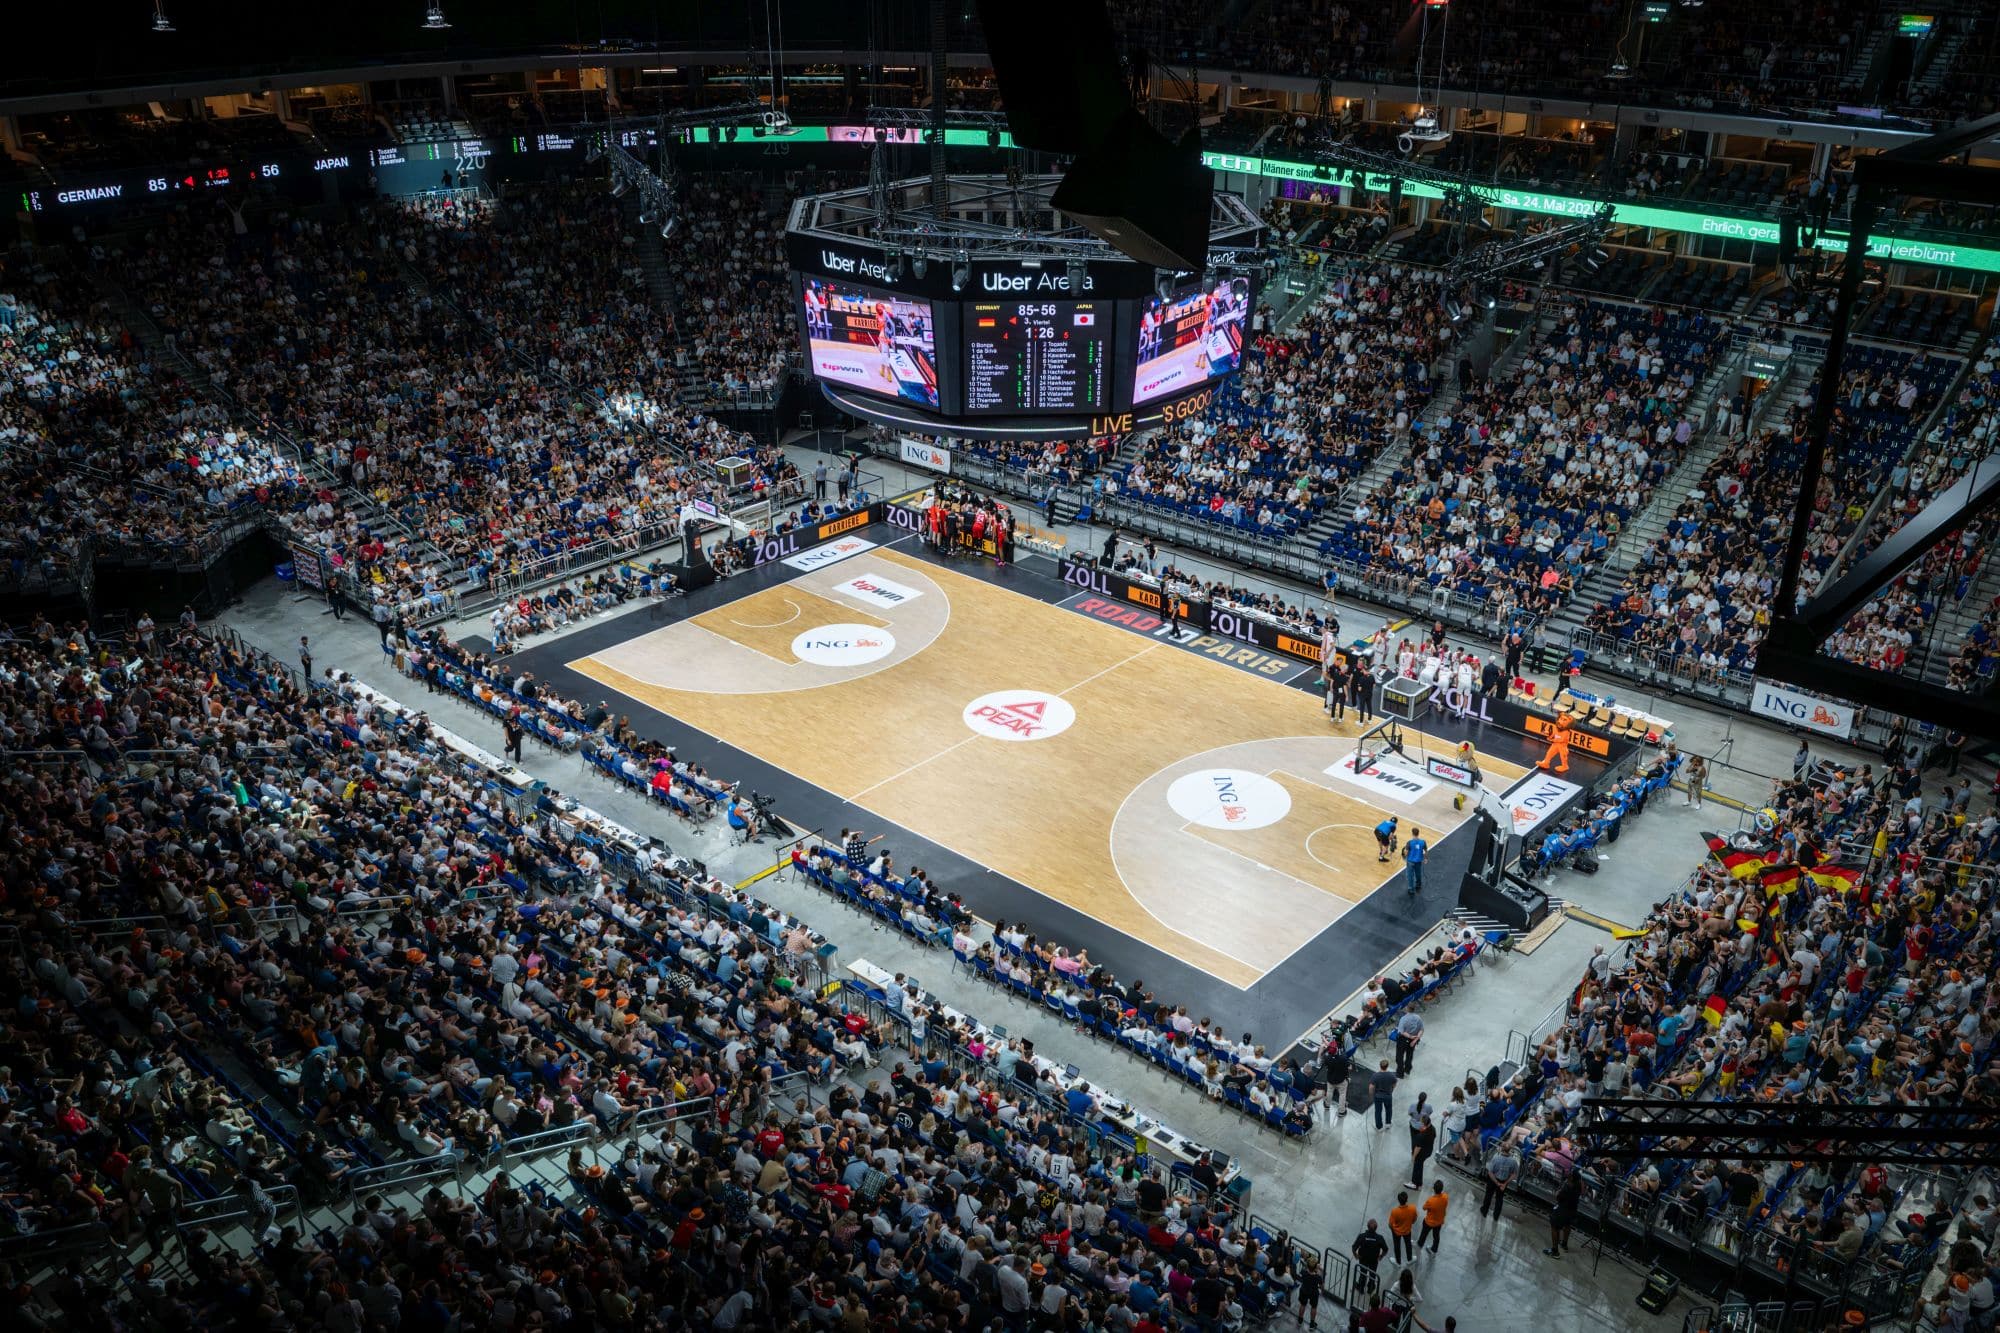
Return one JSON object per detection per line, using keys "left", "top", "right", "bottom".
{"left": 921, "top": 485, "right": 1017, "bottom": 564}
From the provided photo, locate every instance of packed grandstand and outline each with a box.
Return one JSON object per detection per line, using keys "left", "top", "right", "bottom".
{"left": 5, "top": 4, "right": 2000, "bottom": 1333}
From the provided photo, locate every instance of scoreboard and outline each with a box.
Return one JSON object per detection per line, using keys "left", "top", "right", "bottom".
{"left": 963, "top": 301, "right": 1110, "bottom": 414}
{"left": 790, "top": 234, "right": 1261, "bottom": 437}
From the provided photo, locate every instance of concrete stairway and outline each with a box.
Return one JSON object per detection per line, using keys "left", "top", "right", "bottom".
{"left": 1299, "top": 304, "right": 1550, "bottom": 555}
{"left": 1538, "top": 337, "right": 1797, "bottom": 642}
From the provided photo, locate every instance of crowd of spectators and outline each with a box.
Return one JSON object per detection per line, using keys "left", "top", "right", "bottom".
{"left": 103, "top": 189, "right": 763, "bottom": 618}
{"left": 1, "top": 607, "right": 1390, "bottom": 1332}
{"left": 655, "top": 175, "right": 798, "bottom": 402}
{"left": 1591, "top": 343, "right": 1955, "bottom": 682}
{"left": 1453, "top": 749, "right": 2000, "bottom": 1320}
{"left": 1110, "top": 263, "right": 1448, "bottom": 538}
{"left": 1330, "top": 297, "right": 1725, "bottom": 622}
{"left": 2, "top": 250, "right": 305, "bottom": 585}
{"left": 1112, "top": 0, "right": 1947, "bottom": 125}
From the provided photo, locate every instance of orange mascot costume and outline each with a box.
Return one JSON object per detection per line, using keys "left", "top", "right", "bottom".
{"left": 1538, "top": 717, "right": 1571, "bottom": 774}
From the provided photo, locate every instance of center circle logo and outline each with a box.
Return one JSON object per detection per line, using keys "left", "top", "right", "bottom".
{"left": 791, "top": 624, "right": 896, "bottom": 667}
{"left": 1166, "top": 769, "right": 1292, "bottom": 830}
{"left": 962, "top": 690, "right": 1076, "bottom": 743}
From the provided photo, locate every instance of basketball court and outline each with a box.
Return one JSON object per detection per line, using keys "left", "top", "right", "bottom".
{"left": 558, "top": 540, "right": 1533, "bottom": 997}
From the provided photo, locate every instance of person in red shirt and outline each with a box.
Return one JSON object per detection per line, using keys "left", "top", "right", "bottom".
{"left": 754, "top": 1115, "right": 787, "bottom": 1159}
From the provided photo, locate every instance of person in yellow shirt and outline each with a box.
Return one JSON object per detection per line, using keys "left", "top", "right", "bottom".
{"left": 1418, "top": 1181, "right": 1450, "bottom": 1254}
{"left": 1388, "top": 1190, "right": 1419, "bottom": 1264}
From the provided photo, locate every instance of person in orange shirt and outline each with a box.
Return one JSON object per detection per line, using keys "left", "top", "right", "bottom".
{"left": 1418, "top": 1181, "right": 1450, "bottom": 1254}
{"left": 1387, "top": 1191, "right": 1419, "bottom": 1264}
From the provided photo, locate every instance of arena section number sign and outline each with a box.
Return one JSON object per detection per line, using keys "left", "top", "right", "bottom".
{"left": 800, "top": 278, "right": 940, "bottom": 409}
{"left": 964, "top": 301, "right": 1111, "bottom": 414}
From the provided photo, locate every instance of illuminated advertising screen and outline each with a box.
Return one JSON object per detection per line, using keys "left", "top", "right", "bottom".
{"left": 800, "top": 278, "right": 940, "bottom": 409}
{"left": 964, "top": 300, "right": 1111, "bottom": 414}
{"left": 1132, "top": 273, "right": 1252, "bottom": 407}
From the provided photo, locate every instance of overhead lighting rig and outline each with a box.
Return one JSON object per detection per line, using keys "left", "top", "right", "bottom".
{"left": 593, "top": 102, "right": 771, "bottom": 240}
{"left": 1445, "top": 204, "right": 1616, "bottom": 285}
{"left": 793, "top": 173, "right": 1269, "bottom": 288}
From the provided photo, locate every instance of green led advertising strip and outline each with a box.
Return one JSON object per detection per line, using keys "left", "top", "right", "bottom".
{"left": 1202, "top": 150, "right": 2000, "bottom": 274}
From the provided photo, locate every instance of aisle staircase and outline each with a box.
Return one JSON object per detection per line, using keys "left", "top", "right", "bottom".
{"left": 1300, "top": 301, "right": 1551, "bottom": 556}
{"left": 1538, "top": 335, "right": 1804, "bottom": 645}
{"left": 91, "top": 266, "right": 432, "bottom": 567}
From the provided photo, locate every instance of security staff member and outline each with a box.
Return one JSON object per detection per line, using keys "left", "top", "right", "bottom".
{"left": 1325, "top": 655, "right": 1348, "bottom": 721}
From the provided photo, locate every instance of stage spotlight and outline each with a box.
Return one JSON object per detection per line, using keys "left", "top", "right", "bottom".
{"left": 1482, "top": 289, "right": 1497, "bottom": 310}
{"left": 1584, "top": 246, "right": 1609, "bottom": 272}
{"left": 1066, "top": 258, "right": 1087, "bottom": 292}
{"left": 422, "top": 3, "right": 451, "bottom": 30}
{"left": 638, "top": 209, "right": 655, "bottom": 225}
{"left": 661, "top": 217, "right": 679, "bottom": 239}
{"left": 1445, "top": 297, "right": 1465, "bottom": 323}
{"left": 912, "top": 253, "right": 929, "bottom": 279}
{"left": 889, "top": 249, "right": 908, "bottom": 281}
{"left": 951, "top": 252, "right": 970, "bottom": 291}
{"left": 611, "top": 179, "right": 629, "bottom": 198}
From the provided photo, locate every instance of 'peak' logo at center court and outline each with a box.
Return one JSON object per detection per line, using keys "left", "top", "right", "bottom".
{"left": 962, "top": 690, "right": 1076, "bottom": 742}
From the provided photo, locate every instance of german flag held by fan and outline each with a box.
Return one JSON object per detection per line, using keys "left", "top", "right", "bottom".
{"left": 1702, "top": 831, "right": 1769, "bottom": 879}
{"left": 1805, "top": 856, "right": 1862, "bottom": 893}
{"left": 1759, "top": 863, "right": 1804, "bottom": 897}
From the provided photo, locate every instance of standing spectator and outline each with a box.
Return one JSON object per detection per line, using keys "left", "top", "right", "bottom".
{"left": 1545, "top": 1168, "right": 1582, "bottom": 1256}
{"left": 1685, "top": 754, "right": 1708, "bottom": 808}
{"left": 1793, "top": 739, "right": 1813, "bottom": 780}
{"left": 814, "top": 458, "right": 829, "bottom": 500}
{"left": 1370, "top": 1060, "right": 1399, "bottom": 1130}
{"left": 1350, "top": 1219, "right": 1388, "bottom": 1294}
{"left": 836, "top": 462, "right": 852, "bottom": 506}
{"left": 1418, "top": 1181, "right": 1450, "bottom": 1254}
{"left": 299, "top": 634, "right": 313, "bottom": 681}
{"left": 1322, "top": 1040, "right": 1352, "bottom": 1120}
{"left": 327, "top": 581, "right": 347, "bottom": 620}
{"left": 374, "top": 600, "right": 394, "bottom": 649}
{"left": 1297, "top": 1253, "right": 1325, "bottom": 1330}
{"left": 504, "top": 713, "right": 525, "bottom": 764}
{"left": 1480, "top": 1141, "right": 1522, "bottom": 1220}
{"left": 1395, "top": 1009, "right": 1425, "bottom": 1075}
{"left": 1403, "top": 828, "right": 1428, "bottom": 898}
{"left": 1388, "top": 1192, "right": 1419, "bottom": 1264}
{"left": 1408, "top": 1110, "right": 1437, "bottom": 1189}
{"left": 1529, "top": 621, "right": 1548, "bottom": 676}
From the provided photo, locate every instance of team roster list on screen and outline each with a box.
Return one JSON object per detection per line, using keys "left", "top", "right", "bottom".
{"left": 1132, "top": 275, "right": 1252, "bottom": 406}
{"left": 801, "top": 278, "right": 941, "bottom": 408}
{"left": 964, "top": 301, "right": 1110, "bottom": 414}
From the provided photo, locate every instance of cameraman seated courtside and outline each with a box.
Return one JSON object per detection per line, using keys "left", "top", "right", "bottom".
{"left": 727, "top": 793, "right": 762, "bottom": 842}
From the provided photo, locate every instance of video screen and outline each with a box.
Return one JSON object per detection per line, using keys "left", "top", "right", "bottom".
{"left": 801, "top": 277, "right": 940, "bottom": 409}
{"left": 1132, "top": 274, "right": 1252, "bottom": 407}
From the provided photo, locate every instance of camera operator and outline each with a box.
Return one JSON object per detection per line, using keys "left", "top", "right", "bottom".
{"left": 726, "top": 792, "right": 762, "bottom": 842}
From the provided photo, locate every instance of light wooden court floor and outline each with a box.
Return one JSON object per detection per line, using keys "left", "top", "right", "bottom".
{"left": 571, "top": 548, "right": 1523, "bottom": 988}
